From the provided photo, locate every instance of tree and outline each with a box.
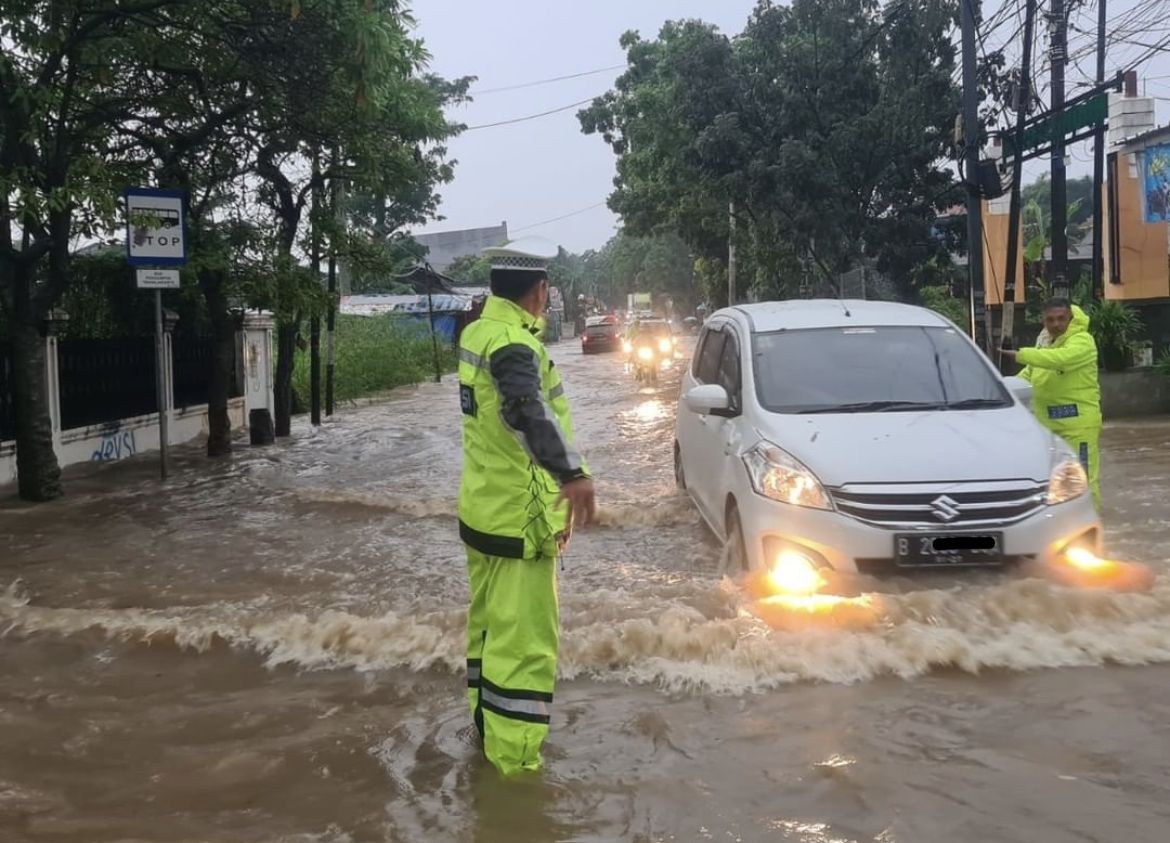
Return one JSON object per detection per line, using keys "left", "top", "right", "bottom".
{"left": 445, "top": 253, "right": 491, "bottom": 285}
{"left": 580, "top": 0, "right": 963, "bottom": 303}
{"left": 0, "top": 1, "right": 168, "bottom": 500}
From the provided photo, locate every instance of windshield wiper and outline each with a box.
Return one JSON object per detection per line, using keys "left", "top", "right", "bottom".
{"left": 944, "top": 397, "right": 1010, "bottom": 410}
{"left": 796, "top": 400, "right": 945, "bottom": 414}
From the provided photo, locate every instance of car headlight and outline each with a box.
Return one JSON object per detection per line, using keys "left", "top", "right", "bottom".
{"left": 622, "top": 341, "right": 633, "bottom": 353}
{"left": 742, "top": 442, "right": 831, "bottom": 510}
{"left": 658, "top": 338, "right": 672, "bottom": 353}
{"left": 637, "top": 346, "right": 654, "bottom": 361}
{"left": 1048, "top": 457, "right": 1088, "bottom": 505}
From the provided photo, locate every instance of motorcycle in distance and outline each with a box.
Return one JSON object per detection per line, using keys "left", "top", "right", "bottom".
{"left": 623, "top": 331, "right": 675, "bottom": 386}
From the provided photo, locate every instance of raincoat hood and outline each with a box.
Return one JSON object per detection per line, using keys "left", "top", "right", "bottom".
{"left": 1060, "top": 304, "right": 1091, "bottom": 341}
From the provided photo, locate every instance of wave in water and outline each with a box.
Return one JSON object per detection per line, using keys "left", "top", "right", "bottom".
{"left": 5, "top": 576, "right": 1170, "bottom": 694}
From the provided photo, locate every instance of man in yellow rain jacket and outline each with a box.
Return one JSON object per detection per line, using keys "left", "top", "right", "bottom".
{"left": 1003, "top": 298, "right": 1102, "bottom": 507}
{"left": 458, "top": 236, "right": 596, "bottom": 776}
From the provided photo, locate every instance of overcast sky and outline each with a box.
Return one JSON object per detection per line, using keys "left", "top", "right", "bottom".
{"left": 409, "top": 0, "right": 1170, "bottom": 255}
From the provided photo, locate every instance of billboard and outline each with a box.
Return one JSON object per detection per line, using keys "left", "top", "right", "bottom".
{"left": 1143, "top": 143, "right": 1170, "bottom": 223}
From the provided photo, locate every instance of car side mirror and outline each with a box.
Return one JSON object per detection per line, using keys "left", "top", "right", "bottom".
{"left": 684, "top": 384, "right": 731, "bottom": 416}
{"left": 1003, "top": 375, "right": 1033, "bottom": 407}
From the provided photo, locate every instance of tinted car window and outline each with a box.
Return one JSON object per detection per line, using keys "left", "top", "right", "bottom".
{"left": 753, "top": 326, "right": 1011, "bottom": 413}
{"left": 716, "top": 332, "right": 741, "bottom": 409}
{"left": 694, "top": 328, "right": 726, "bottom": 383}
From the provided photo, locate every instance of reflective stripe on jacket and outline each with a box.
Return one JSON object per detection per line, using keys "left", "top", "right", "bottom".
{"left": 1017, "top": 304, "right": 1102, "bottom": 434}
{"left": 458, "top": 295, "right": 588, "bottom": 560}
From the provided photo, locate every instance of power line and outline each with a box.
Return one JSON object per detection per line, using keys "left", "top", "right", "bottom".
{"left": 463, "top": 96, "right": 600, "bottom": 131}
{"left": 511, "top": 202, "right": 608, "bottom": 233}
{"left": 471, "top": 65, "right": 625, "bottom": 96}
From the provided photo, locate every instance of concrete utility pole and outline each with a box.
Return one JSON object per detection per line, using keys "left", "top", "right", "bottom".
{"left": 727, "top": 200, "right": 737, "bottom": 307}
{"left": 1001, "top": 0, "right": 1038, "bottom": 369}
{"left": 1049, "top": 0, "right": 1070, "bottom": 297}
{"left": 1091, "top": 0, "right": 1107, "bottom": 300}
{"left": 961, "top": 0, "right": 988, "bottom": 349}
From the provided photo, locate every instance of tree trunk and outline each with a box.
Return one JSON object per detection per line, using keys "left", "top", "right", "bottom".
{"left": 10, "top": 318, "right": 61, "bottom": 501}
{"left": 200, "top": 269, "right": 234, "bottom": 457}
{"left": 273, "top": 322, "right": 298, "bottom": 438}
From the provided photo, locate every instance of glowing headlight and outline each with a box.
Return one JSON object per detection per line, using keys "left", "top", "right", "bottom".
{"left": 622, "top": 341, "right": 633, "bottom": 353}
{"left": 742, "top": 442, "right": 831, "bottom": 510}
{"left": 658, "top": 338, "right": 673, "bottom": 353}
{"left": 1048, "top": 458, "right": 1088, "bottom": 505}
{"left": 637, "top": 346, "right": 654, "bottom": 361}
{"left": 766, "top": 551, "right": 825, "bottom": 596}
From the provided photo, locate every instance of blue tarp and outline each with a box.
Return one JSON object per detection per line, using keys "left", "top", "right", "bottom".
{"left": 404, "top": 313, "right": 459, "bottom": 343}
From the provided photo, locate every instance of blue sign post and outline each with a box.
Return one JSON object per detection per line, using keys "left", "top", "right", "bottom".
{"left": 125, "top": 188, "right": 188, "bottom": 480}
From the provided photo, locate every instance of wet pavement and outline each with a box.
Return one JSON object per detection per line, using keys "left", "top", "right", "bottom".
{"left": 2, "top": 343, "right": 1170, "bottom": 842}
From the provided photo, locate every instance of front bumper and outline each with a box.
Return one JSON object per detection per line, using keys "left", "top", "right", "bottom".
{"left": 736, "top": 489, "right": 1102, "bottom": 575}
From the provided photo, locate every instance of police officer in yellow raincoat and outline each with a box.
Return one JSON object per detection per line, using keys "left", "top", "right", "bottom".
{"left": 457, "top": 237, "right": 596, "bottom": 776}
{"left": 1002, "top": 298, "right": 1102, "bottom": 508}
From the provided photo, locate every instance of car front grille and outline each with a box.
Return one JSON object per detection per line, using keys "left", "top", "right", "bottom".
{"left": 830, "top": 482, "right": 1048, "bottom": 529}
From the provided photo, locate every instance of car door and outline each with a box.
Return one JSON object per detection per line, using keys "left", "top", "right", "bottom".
{"left": 678, "top": 323, "right": 729, "bottom": 524}
{"left": 708, "top": 327, "right": 748, "bottom": 535}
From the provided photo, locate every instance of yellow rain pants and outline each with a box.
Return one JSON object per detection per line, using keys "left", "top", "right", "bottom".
{"left": 465, "top": 548, "right": 559, "bottom": 776}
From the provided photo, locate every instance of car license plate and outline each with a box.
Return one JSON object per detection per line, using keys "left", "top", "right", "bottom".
{"left": 894, "top": 532, "right": 1004, "bottom": 568}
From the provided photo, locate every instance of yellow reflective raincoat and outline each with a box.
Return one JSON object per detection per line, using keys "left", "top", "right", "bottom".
{"left": 457, "top": 294, "right": 589, "bottom": 775}
{"left": 1017, "top": 305, "right": 1102, "bottom": 507}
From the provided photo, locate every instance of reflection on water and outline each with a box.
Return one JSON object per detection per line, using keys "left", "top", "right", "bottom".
{"left": 1, "top": 343, "right": 1170, "bottom": 841}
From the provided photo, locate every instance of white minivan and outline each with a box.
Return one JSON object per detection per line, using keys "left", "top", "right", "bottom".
{"left": 674, "top": 300, "right": 1101, "bottom": 579}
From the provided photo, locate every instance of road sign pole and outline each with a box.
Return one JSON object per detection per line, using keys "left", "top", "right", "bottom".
{"left": 154, "top": 288, "right": 169, "bottom": 480}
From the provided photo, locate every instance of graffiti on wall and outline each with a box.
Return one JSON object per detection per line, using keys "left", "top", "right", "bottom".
{"left": 91, "top": 426, "right": 137, "bottom": 462}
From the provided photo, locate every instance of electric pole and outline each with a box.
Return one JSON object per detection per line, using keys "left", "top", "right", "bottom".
{"left": 1049, "top": 0, "right": 1069, "bottom": 298}
{"left": 961, "top": 0, "right": 988, "bottom": 350}
{"left": 1001, "top": 0, "right": 1038, "bottom": 370}
{"left": 728, "top": 200, "right": 737, "bottom": 306}
{"left": 309, "top": 151, "right": 322, "bottom": 427}
{"left": 1091, "top": 0, "right": 1107, "bottom": 300}
{"left": 325, "top": 150, "right": 339, "bottom": 418}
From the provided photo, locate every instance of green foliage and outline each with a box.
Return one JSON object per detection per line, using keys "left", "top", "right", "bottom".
{"left": 446, "top": 254, "right": 492, "bottom": 285}
{"left": 291, "top": 314, "right": 455, "bottom": 403}
{"left": 580, "top": 0, "right": 963, "bottom": 299}
{"left": 1155, "top": 350, "right": 1170, "bottom": 378}
{"left": 1087, "top": 299, "right": 1142, "bottom": 372}
{"left": 919, "top": 285, "right": 969, "bottom": 327}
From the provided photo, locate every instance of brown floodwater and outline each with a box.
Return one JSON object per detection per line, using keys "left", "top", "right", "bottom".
{"left": 2, "top": 342, "right": 1170, "bottom": 842}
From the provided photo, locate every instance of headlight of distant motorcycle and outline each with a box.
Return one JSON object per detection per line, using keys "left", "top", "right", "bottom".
{"left": 658, "top": 338, "right": 672, "bottom": 353}
{"left": 743, "top": 442, "right": 832, "bottom": 510}
{"left": 637, "top": 346, "right": 654, "bottom": 361}
{"left": 622, "top": 340, "right": 633, "bottom": 353}
{"left": 1048, "top": 456, "right": 1089, "bottom": 505}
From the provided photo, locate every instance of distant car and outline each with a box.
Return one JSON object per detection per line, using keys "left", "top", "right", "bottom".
{"left": 675, "top": 299, "right": 1101, "bottom": 581}
{"left": 582, "top": 317, "right": 621, "bottom": 354}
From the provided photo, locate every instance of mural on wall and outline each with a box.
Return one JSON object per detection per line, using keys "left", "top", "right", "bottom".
{"left": 1143, "top": 143, "right": 1170, "bottom": 223}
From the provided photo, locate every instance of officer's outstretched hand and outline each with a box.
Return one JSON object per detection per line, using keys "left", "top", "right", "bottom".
{"left": 558, "top": 477, "right": 597, "bottom": 531}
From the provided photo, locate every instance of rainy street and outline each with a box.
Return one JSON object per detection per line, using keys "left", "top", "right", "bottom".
{"left": 3, "top": 345, "right": 1170, "bottom": 843}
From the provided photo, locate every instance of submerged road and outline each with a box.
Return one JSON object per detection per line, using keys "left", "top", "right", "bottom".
{"left": 2, "top": 343, "right": 1170, "bottom": 842}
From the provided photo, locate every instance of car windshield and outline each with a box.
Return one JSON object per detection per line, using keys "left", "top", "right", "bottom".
{"left": 752, "top": 326, "right": 1011, "bottom": 414}
{"left": 634, "top": 323, "right": 671, "bottom": 338}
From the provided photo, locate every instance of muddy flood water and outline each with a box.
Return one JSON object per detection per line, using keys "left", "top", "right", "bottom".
{"left": 3, "top": 344, "right": 1170, "bottom": 843}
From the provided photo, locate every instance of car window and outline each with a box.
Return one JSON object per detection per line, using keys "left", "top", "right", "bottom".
{"left": 752, "top": 326, "right": 1011, "bottom": 413}
{"left": 694, "top": 328, "right": 726, "bottom": 383}
{"left": 716, "top": 332, "right": 742, "bottom": 411}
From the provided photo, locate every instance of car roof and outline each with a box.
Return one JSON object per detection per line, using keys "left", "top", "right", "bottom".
{"left": 715, "top": 299, "right": 953, "bottom": 332}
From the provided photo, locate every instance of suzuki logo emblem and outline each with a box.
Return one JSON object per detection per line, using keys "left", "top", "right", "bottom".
{"left": 931, "top": 495, "right": 962, "bottom": 523}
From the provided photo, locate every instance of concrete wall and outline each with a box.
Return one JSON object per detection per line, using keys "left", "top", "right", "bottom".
{"left": 1, "top": 312, "right": 272, "bottom": 488}
{"left": 413, "top": 223, "right": 509, "bottom": 274}
{"left": 1101, "top": 368, "right": 1170, "bottom": 419}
